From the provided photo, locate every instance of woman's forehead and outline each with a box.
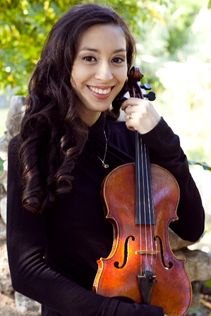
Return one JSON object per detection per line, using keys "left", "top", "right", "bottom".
{"left": 77, "top": 24, "right": 127, "bottom": 53}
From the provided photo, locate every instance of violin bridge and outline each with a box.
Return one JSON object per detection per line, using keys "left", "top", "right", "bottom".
{"left": 138, "top": 273, "right": 157, "bottom": 280}
{"left": 135, "top": 250, "right": 159, "bottom": 255}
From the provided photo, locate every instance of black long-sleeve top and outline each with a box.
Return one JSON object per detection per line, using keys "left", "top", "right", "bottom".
{"left": 7, "top": 114, "right": 204, "bottom": 316}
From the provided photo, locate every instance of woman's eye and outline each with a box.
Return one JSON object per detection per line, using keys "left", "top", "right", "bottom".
{"left": 83, "top": 56, "right": 96, "bottom": 62}
{"left": 112, "top": 57, "right": 125, "bottom": 64}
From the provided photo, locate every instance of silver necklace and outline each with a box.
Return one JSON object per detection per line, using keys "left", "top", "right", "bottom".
{"left": 97, "top": 130, "right": 109, "bottom": 169}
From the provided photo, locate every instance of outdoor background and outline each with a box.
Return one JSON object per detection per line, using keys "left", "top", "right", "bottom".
{"left": 0, "top": 0, "right": 211, "bottom": 314}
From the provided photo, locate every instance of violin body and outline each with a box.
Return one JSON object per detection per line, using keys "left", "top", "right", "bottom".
{"left": 93, "top": 163, "right": 192, "bottom": 316}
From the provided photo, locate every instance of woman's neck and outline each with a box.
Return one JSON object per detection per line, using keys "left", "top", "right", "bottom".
{"left": 80, "top": 111, "right": 102, "bottom": 127}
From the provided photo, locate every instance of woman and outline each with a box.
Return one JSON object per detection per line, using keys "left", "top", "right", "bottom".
{"left": 7, "top": 3, "right": 204, "bottom": 316}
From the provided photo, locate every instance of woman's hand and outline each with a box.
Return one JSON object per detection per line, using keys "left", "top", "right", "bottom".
{"left": 121, "top": 97, "right": 161, "bottom": 134}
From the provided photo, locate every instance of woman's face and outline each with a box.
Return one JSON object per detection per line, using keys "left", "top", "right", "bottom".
{"left": 71, "top": 23, "right": 128, "bottom": 126}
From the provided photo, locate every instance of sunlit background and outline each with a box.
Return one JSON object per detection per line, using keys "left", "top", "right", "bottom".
{"left": 0, "top": 0, "right": 211, "bottom": 314}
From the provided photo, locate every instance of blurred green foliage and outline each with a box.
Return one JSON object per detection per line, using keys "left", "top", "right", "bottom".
{"left": 0, "top": 159, "right": 3, "bottom": 180}
{"left": 204, "top": 279, "right": 211, "bottom": 288}
{"left": 189, "top": 161, "right": 211, "bottom": 172}
{"left": 166, "top": 0, "right": 206, "bottom": 55}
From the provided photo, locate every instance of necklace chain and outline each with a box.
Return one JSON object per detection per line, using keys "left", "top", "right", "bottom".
{"left": 97, "top": 130, "right": 109, "bottom": 169}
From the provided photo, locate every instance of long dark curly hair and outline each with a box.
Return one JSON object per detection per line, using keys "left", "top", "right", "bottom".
{"left": 19, "top": 3, "right": 136, "bottom": 213}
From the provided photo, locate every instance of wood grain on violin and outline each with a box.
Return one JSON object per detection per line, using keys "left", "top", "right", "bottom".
{"left": 93, "top": 163, "right": 191, "bottom": 315}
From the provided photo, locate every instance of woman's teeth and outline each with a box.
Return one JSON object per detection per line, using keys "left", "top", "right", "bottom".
{"left": 89, "top": 86, "right": 111, "bottom": 95}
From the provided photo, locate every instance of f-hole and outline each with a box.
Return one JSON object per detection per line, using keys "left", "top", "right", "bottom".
{"left": 114, "top": 235, "right": 135, "bottom": 269}
{"left": 154, "top": 236, "right": 173, "bottom": 269}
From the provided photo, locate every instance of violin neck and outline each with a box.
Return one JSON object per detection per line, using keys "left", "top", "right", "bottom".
{"left": 135, "top": 132, "right": 155, "bottom": 225}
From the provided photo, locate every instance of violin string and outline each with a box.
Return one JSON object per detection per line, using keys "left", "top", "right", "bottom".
{"left": 144, "top": 141, "right": 149, "bottom": 274}
{"left": 141, "top": 137, "right": 157, "bottom": 275}
{"left": 148, "top": 148, "right": 158, "bottom": 274}
{"left": 144, "top": 143, "right": 154, "bottom": 272}
{"left": 145, "top": 141, "right": 158, "bottom": 275}
{"left": 140, "top": 137, "right": 147, "bottom": 276}
{"left": 137, "top": 135, "right": 143, "bottom": 276}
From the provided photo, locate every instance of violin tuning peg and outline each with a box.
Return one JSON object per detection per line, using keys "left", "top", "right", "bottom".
{"left": 140, "top": 83, "right": 152, "bottom": 91}
{"left": 144, "top": 91, "right": 156, "bottom": 101}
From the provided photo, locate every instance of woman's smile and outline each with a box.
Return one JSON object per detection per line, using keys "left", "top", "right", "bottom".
{"left": 88, "top": 86, "right": 113, "bottom": 95}
{"left": 87, "top": 85, "right": 114, "bottom": 100}
{"left": 71, "top": 23, "right": 128, "bottom": 126}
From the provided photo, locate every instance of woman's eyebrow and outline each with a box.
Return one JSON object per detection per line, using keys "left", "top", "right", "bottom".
{"left": 79, "top": 47, "right": 126, "bottom": 53}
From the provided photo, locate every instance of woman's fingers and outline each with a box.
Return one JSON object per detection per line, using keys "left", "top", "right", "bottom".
{"left": 122, "top": 98, "right": 160, "bottom": 134}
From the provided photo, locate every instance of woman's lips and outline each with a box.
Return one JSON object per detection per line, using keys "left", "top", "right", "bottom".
{"left": 88, "top": 85, "right": 113, "bottom": 99}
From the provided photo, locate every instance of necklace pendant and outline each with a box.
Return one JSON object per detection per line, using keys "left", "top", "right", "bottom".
{"left": 97, "top": 130, "right": 109, "bottom": 169}
{"left": 97, "top": 156, "right": 109, "bottom": 169}
{"left": 102, "top": 162, "right": 109, "bottom": 169}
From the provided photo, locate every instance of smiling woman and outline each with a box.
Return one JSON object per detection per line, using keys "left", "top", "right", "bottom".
{"left": 6, "top": 3, "right": 204, "bottom": 316}
{"left": 71, "top": 24, "right": 127, "bottom": 126}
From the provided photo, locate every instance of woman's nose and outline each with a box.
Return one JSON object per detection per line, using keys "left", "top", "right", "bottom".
{"left": 95, "top": 62, "right": 113, "bottom": 81}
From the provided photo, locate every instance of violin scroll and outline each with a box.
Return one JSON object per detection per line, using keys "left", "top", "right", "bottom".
{"left": 127, "top": 66, "right": 156, "bottom": 101}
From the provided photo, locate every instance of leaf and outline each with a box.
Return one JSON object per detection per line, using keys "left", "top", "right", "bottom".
{"left": 188, "top": 160, "right": 211, "bottom": 171}
{"left": 204, "top": 279, "right": 211, "bottom": 288}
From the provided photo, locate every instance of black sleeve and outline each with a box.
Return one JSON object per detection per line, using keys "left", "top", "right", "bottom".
{"left": 141, "top": 118, "right": 205, "bottom": 242}
{"left": 6, "top": 136, "right": 164, "bottom": 316}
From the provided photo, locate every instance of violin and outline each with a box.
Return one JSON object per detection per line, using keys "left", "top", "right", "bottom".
{"left": 93, "top": 67, "right": 192, "bottom": 315}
